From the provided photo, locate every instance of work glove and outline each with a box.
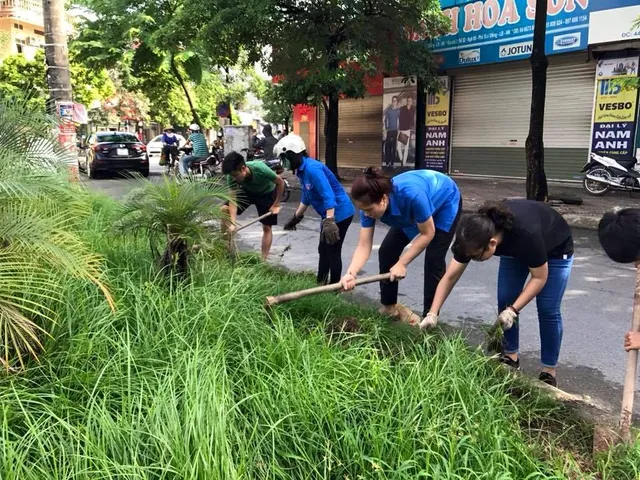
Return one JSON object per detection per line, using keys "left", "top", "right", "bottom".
{"left": 320, "top": 217, "right": 340, "bottom": 245}
{"left": 419, "top": 312, "right": 439, "bottom": 330}
{"left": 284, "top": 214, "right": 303, "bottom": 231}
{"left": 496, "top": 307, "right": 518, "bottom": 331}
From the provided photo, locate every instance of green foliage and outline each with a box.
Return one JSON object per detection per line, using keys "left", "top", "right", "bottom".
{"left": 116, "top": 176, "right": 230, "bottom": 275}
{"left": 262, "top": 83, "right": 293, "bottom": 127}
{"left": 0, "top": 202, "right": 638, "bottom": 475}
{"left": 0, "top": 50, "right": 115, "bottom": 110}
{"left": 0, "top": 97, "right": 112, "bottom": 369}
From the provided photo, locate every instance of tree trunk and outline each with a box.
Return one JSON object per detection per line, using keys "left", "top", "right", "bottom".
{"left": 170, "top": 56, "right": 201, "bottom": 126}
{"left": 324, "top": 92, "right": 339, "bottom": 176}
{"left": 414, "top": 76, "right": 427, "bottom": 170}
{"left": 42, "top": 0, "right": 72, "bottom": 110}
{"left": 525, "top": 0, "right": 549, "bottom": 201}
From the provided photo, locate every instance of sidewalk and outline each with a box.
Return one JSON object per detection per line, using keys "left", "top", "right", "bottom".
{"left": 284, "top": 170, "right": 640, "bottom": 230}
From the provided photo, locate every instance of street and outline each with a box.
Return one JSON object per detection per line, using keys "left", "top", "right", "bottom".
{"left": 86, "top": 168, "right": 638, "bottom": 416}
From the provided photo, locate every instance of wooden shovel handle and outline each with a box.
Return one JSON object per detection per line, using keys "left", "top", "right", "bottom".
{"left": 265, "top": 273, "right": 392, "bottom": 306}
{"left": 620, "top": 265, "right": 640, "bottom": 442}
{"left": 234, "top": 212, "right": 273, "bottom": 233}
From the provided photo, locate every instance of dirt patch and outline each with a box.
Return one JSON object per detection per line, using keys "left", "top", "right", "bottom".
{"left": 326, "top": 317, "right": 362, "bottom": 336}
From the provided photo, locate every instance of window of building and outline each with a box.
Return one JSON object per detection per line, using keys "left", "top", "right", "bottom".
{"left": 18, "top": 25, "right": 23, "bottom": 30}
{"left": 34, "top": 29, "right": 45, "bottom": 36}
{"left": 14, "top": 23, "right": 19, "bottom": 29}
{"left": 16, "top": 44, "right": 22, "bottom": 54}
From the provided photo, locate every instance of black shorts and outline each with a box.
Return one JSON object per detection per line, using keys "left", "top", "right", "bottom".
{"left": 228, "top": 189, "right": 278, "bottom": 226}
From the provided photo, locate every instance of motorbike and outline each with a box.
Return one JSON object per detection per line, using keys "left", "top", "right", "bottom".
{"left": 243, "top": 148, "right": 291, "bottom": 202}
{"left": 582, "top": 152, "right": 640, "bottom": 196}
{"left": 178, "top": 146, "right": 222, "bottom": 179}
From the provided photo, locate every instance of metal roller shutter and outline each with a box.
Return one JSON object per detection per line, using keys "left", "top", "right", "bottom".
{"left": 318, "top": 95, "right": 382, "bottom": 169}
{"left": 451, "top": 53, "right": 594, "bottom": 180}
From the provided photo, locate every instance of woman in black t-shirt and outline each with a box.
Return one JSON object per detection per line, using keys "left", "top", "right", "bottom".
{"left": 422, "top": 200, "right": 574, "bottom": 387}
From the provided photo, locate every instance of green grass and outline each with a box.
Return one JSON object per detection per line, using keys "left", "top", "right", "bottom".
{"left": 0, "top": 193, "right": 638, "bottom": 479}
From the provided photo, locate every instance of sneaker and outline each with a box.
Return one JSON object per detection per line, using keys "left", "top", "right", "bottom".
{"left": 498, "top": 354, "right": 521, "bottom": 370}
{"left": 539, "top": 372, "right": 557, "bottom": 388}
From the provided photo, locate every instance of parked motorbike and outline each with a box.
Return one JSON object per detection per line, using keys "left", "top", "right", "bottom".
{"left": 582, "top": 152, "right": 640, "bottom": 196}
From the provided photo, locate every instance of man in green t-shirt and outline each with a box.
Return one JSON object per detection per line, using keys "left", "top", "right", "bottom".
{"left": 222, "top": 151, "right": 285, "bottom": 260}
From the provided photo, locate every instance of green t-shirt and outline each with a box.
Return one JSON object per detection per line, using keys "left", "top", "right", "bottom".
{"left": 227, "top": 160, "right": 277, "bottom": 196}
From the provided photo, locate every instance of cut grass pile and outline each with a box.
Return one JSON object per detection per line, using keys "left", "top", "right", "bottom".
{"left": 0, "top": 194, "right": 638, "bottom": 479}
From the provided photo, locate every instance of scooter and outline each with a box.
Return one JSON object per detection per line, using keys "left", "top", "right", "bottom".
{"left": 582, "top": 152, "right": 640, "bottom": 196}
{"left": 178, "top": 146, "right": 221, "bottom": 179}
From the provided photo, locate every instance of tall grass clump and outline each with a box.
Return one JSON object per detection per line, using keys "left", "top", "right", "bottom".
{"left": 0, "top": 193, "right": 638, "bottom": 478}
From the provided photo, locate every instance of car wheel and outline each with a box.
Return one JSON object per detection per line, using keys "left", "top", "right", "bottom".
{"left": 140, "top": 168, "right": 149, "bottom": 178}
{"left": 87, "top": 160, "right": 96, "bottom": 179}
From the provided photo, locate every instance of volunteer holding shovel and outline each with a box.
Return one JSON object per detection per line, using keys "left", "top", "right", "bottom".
{"left": 221, "top": 151, "right": 285, "bottom": 261}
{"left": 276, "top": 134, "right": 355, "bottom": 285}
{"left": 340, "top": 168, "right": 461, "bottom": 326}
{"left": 426, "top": 200, "right": 574, "bottom": 387}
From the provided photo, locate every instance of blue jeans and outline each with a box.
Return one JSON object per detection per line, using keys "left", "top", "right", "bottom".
{"left": 179, "top": 154, "right": 202, "bottom": 175}
{"left": 497, "top": 255, "right": 573, "bottom": 368}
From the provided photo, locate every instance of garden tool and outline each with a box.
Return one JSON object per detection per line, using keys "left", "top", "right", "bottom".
{"left": 265, "top": 273, "right": 392, "bottom": 306}
{"left": 619, "top": 264, "right": 640, "bottom": 442}
{"left": 228, "top": 212, "right": 273, "bottom": 257}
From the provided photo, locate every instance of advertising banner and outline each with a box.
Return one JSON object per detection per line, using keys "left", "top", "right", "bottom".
{"left": 424, "top": 77, "right": 451, "bottom": 173}
{"left": 382, "top": 77, "right": 417, "bottom": 168}
{"left": 588, "top": 2, "right": 640, "bottom": 45}
{"left": 430, "top": 0, "right": 590, "bottom": 69}
{"left": 590, "top": 57, "right": 640, "bottom": 161}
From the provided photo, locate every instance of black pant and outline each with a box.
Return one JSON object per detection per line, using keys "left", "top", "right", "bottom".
{"left": 384, "top": 131, "right": 398, "bottom": 168}
{"left": 317, "top": 216, "right": 353, "bottom": 285}
{"left": 379, "top": 202, "right": 462, "bottom": 315}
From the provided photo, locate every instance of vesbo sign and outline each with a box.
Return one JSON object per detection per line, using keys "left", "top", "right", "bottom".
{"left": 431, "top": 0, "right": 590, "bottom": 69}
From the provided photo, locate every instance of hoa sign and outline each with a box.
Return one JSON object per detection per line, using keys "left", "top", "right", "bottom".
{"left": 431, "top": 0, "right": 590, "bottom": 69}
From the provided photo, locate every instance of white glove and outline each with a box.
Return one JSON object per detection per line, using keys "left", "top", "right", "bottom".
{"left": 420, "top": 312, "right": 439, "bottom": 330}
{"left": 496, "top": 308, "right": 518, "bottom": 331}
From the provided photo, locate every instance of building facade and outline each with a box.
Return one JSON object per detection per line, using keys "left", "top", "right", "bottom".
{"left": 0, "top": 0, "right": 46, "bottom": 61}
{"left": 304, "top": 0, "right": 640, "bottom": 181}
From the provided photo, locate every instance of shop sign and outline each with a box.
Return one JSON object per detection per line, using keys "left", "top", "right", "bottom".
{"left": 590, "top": 57, "right": 640, "bottom": 161}
{"left": 424, "top": 77, "right": 452, "bottom": 173}
{"left": 588, "top": 0, "right": 640, "bottom": 45}
{"left": 430, "top": 0, "right": 590, "bottom": 69}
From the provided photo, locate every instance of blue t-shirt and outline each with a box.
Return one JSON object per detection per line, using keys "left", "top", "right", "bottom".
{"left": 297, "top": 157, "right": 355, "bottom": 223}
{"left": 162, "top": 132, "right": 179, "bottom": 145}
{"left": 360, "top": 170, "right": 460, "bottom": 238}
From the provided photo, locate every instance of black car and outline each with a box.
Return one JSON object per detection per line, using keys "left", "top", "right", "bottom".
{"left": 78, "top": 131, "right": 149, "bottom": 178}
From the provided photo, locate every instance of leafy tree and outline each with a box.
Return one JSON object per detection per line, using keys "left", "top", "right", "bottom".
{"left": 262, "top": 83, "right": 293, "bottom": 131}
{"left": 0, "top": 97, "right": 113, "bottom": 370}
{"left": 0, "top": 51, "right": 114, "bottom": 110}
{"left": 194, "top": 0, "right": 448, "bottom": 174}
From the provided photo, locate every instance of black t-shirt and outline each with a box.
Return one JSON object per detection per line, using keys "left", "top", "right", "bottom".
{"left": 454, "top": 200, "right": 573, "bottom": 268}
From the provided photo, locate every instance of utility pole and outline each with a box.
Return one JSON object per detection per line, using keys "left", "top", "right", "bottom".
{"left": 42, "top": 0, "right": 72, "bottom": 109}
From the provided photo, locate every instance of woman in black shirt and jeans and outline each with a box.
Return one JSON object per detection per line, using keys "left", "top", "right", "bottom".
{"left": 424, "top": 200, "right": 574, "bottom": 387}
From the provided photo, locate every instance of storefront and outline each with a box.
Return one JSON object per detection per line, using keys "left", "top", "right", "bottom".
{"left": 433, "top": 0, "right": 594, "bottom": 181}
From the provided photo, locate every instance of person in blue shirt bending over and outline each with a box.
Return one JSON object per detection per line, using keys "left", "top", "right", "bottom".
{"left": 340, "top": 167, "right": 461, "bottom": 326}
{"left": 276, "top": 134, "right": 355, "bottom": 286}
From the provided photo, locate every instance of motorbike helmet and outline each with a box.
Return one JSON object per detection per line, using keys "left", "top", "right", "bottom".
{"left": 189, "top": 123, "right": 201, "bottom": 132}
{"left": 274, "top": 134, "right": 306, "bottom": 172}
{"left": 274, "top": 134, "right": 306, "bottom": 156}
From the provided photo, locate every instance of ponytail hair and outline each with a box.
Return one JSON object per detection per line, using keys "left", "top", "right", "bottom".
{"left": 351, "top": 167, "right": 393, "bottom": 204}
{"left": 453, "top": 201, "right": 515, "bottom": 255}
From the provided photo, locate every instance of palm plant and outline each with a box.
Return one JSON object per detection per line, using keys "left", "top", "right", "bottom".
{"left": 0, "top": 97, "right": 113, "bottom": 371}
{"left": 116, "top": 176, "right": 230, "bottom": 277}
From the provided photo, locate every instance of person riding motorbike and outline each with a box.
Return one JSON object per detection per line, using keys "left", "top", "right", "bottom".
{"left": 180, "top": 124, "right": 209, "bottom": 176}
{"left": 255, "top": 124, "right": 279, "bottom": 159}
{"left": 162, "top": 126, "right": 180, "bottom": 168}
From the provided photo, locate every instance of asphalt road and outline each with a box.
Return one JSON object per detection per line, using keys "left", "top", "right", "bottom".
{"left": 85, "top": 166, "right": 638, "bottom": 417}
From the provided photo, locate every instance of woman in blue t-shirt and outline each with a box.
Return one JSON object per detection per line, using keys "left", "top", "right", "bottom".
{"left": 340, "top": 168, "right": 461, "bottom": 325}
